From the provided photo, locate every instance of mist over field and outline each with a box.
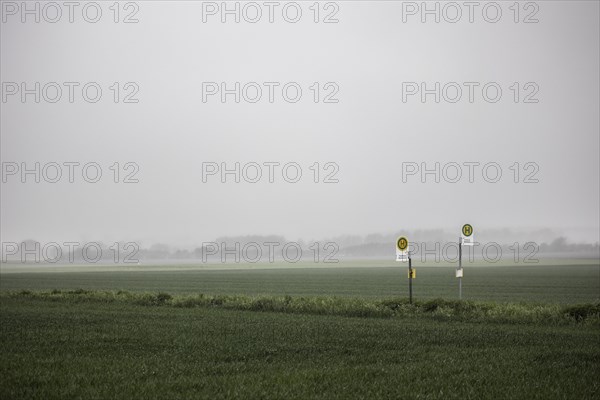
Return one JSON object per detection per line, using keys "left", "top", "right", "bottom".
{"left": 2, "top": 1, "right": 599, "bottom": 251}
{"left": 3, "top": 229, "right": 598, "bottom": 265}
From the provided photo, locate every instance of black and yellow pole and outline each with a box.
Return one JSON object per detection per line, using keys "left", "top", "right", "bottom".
{"left": 408, "top": 252, "right": 413, "bottom": 304}
{"left": 458, "top": 237, "right": 462, "bottom": 300}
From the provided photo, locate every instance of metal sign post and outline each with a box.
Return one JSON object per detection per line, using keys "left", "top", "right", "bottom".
{"left": 458, "top": 224, "right": 473, "bottom": 300}
{"left": 396, "top": 236, "right": 414, "bottom": 303}
{"left": 408, "top": 252, "right": 413, "bottom": 304}
{"left": 458, "top": 238, "right": 462, "bottom": 300}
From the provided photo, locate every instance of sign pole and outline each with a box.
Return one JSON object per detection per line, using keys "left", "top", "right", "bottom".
{"left": 458, "top": 224, "right": 473, "bottom": 301}
{"left": 408, "top": 251, "right": 413, "bottom": 304}
{"left": 396, "top": 236, "right": 411, "bottom": 302}
{"left": 458, "top": 237, "right": 462, "bottom": 300}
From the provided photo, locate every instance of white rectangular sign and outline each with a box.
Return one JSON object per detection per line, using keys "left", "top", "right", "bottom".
{"left": 396, "top": 249, "right": 408, "bottom": 262}
{"left": 461, "top": 235, "right": 474, "bottom": 246}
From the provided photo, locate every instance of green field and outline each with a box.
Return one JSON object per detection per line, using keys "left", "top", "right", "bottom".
{"left": 1, "top": 260, "right": 599, "bottom": 399}
{"left": 2, "top": 261, "right": 599, "bottom": 304}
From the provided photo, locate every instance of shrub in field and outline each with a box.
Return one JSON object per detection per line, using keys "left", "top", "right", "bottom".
{"left": 248, "top": 296, "right": 276, "bottom": 312}
{"left": 156, "top": 292, "right": 172, "bottom": 304}
{"left": 132, "top": 293, "right": 173, "bottom": 306}
{"left": 172, "top": 294, "right": 207, "bottom": 308}
{"left": 562, "top": 303, "right": 600, "bottom": 321}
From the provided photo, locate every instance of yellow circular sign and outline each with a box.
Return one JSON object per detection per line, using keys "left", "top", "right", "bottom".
{"left": 397, "top": 236, "right": 408, "bottom": 251}
{"left": 462, "top": 224, "right": 473, "bottom": 237}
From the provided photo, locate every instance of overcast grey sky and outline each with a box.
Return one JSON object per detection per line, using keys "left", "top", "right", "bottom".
{"left": 1, "top": 1, "right": 599, "bottom": 248}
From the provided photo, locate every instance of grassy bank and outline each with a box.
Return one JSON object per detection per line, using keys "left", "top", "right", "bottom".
{"left": 3, "top": 289, "right": 599, "bottom": 326}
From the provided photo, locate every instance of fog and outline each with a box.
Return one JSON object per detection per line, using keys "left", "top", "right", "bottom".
{"left": 1, "top": 1, "right": 599, "bottom": 251}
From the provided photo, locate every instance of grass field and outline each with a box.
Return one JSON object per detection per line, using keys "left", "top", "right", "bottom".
{"left": 1, "top": 260, "right": 599, "bottom": 399}
{"left": 1, "top": 291, "right": 599, "bottom": 399}
{"left": 1, "top": 260, "right": 599, "bottom": 304}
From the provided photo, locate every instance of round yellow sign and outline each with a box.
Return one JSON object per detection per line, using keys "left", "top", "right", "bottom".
{"left": 462, "top": 224, "right": 473, "bottom": 237}
{"left": 397, "top": 236, "right": 408, "bottom": 251}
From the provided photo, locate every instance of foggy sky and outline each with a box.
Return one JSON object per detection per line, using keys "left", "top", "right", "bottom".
{"left": 1, "top": 1, "right": 599, "bottom": 248}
